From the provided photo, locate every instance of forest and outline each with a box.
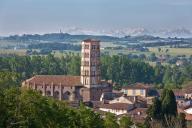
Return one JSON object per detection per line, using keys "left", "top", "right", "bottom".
{"left": 0, "top": 54, "right": 192, "bottom": 89}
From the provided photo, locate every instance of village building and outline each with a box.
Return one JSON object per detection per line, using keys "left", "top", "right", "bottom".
{"left": 99, "top": 103, "right": 135, "bottom": 115}
{"left": 121, "top": 83, "right": 157, "bottom": 98}
{"left": 22, "top": 39, "right": 112, "bottom": 102}
{"left": 96, "top": 94, "right": 147, "bottom": 115}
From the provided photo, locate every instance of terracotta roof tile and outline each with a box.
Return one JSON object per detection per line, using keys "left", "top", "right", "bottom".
{"left": 99, "top": 103, "right": 131, "bottom": 110}
{"left": 122, "top": 83, "right": 152, "bottom": 90}
{"left": 25, "top": 75, "right": 82, "bottom": 87}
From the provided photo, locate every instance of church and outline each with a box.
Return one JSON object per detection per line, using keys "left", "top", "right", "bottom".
{"left": 22, "top": 39, "right": 112, "bottom": 102}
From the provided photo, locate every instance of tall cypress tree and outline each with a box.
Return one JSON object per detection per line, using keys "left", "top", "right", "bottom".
{"left": 161, "top": 89, "right": 177, "bottom": 117}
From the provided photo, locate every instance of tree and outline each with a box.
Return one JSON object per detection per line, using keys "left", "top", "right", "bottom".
{"left": 0, "top": 87, "right": 106, "bottom": 128}
{"left": 78, "top": 103, "right": 104, "bottom": 128}
{"left": 147, "top": 97, "right": 162, "bottom": 120}
{"left": 104, "top": 113, "right": 119, "bottom": 128}
{"left": 161, "top": 89, "right": 177, "bottom": 117}
{"left": 178, "top": 113, "right": 186, "bottom": 128}
{"left": 119, "top": 116, "right": 133, "bottom": 128}
{"left": 165, "top": 49, "right": 169, "bottom": 53}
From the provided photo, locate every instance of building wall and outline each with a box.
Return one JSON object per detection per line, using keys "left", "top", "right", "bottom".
{"left": 25, "top": 83, "right": 82, "bottom": 101}
{"left": 99, "top": 108, "right": 128, "bottom": 115}
{"left": 122, "top": 89, "right": 147, "bottom": 97}
{"left": 82, "top": 84, "right": 112, "bottom": 102}
{"left": 185, "top": 94, "right": 192, "bottom": 99}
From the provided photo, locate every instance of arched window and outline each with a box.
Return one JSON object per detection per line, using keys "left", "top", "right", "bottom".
{"left": 46, "top": 91, "right": 51, "bottom": 96}
{"left": 63, "top": 91, "right": 71, "bottom": 100}
{"left": 54, "top": 91, "right": 59, "bottom": 99}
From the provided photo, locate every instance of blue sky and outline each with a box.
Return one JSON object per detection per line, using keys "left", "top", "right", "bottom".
{"left": 0, "top": 0, "right": 192, "bottom": 35}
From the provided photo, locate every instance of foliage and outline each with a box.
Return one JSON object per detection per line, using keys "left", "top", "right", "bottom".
{"left": 0, "top": 87, "right": 106, "bottom": 128}
{"left": 0, "top": 54, "right": 192, "bottom": 89}
{"left": 119, "top": 116, "right": 133, "bottom": 128}
{"left": 104, "top": 113, "right": 119, "bottom": 128}
{"left": 147, "top": 97, "right": 162, "bottom": 120}
{"left": 146, "top": 89, "right": 181, "bottom": 128}
{"left": 28, "top": 43, "right": 81, "bottom": 51}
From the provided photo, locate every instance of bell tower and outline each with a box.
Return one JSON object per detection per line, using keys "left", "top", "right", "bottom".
{"left": 81, "top": 39, "right": 101, "bottom": 88}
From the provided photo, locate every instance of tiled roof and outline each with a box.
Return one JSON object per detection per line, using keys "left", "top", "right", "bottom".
{"left": 24, "top": 75, "right": 82, "bottom": 87}
{"left": 122, "top": 83, "right": 151, "bottom": 90}
{"left": 128, "top": 108, "right": 147, "bottom": 115}
{"left": 172, "top": 89, "right": 185, "bottom": 96}
{"left": 178, "top": 108, "right": 192, "bottom": 121}
{"left": 99, "top": 103, "right": 131, "bottom": 110}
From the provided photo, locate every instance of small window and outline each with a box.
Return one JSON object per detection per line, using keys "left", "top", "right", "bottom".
{"left": 92, "top": 45, "right": 95, "bottom": 49}
{"left": 85, "top": 45, "right": 89, "bottom": 49}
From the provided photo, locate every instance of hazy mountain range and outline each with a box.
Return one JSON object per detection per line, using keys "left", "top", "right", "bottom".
{"left": 61, "top": 27, "right": 192, "bottom": 38}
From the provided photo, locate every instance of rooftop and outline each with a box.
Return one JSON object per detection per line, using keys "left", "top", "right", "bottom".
{"left": 122, "top": 83, "right": 152, "bottom": 90}
{"left": 99, "top": 103, "right": 131, "bottom": 110}
{"left": 24, "top": 75, "right": 82, "bottom": 87}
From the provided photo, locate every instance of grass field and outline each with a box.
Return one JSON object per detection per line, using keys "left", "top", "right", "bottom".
{"left": 0, "top": 47, "right": 192, "bottom": 57}
{"left": 149, "top": 48, "right": 192, "bottom": 57}
{"left": 0, "top": 49, "right": 27, "bottom": 56}
{"left": 101, "top": 49, "right": 151, "bottom": 56}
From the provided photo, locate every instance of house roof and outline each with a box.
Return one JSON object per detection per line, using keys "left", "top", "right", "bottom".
{"left": 178, "top": 108, "right": 192, "bottom": 121}
{"left": 24, "top": 75, "right": 82, "bottom": 87}
{"left": 128, "top": 108, "right": 148, "bottom": 115}
{"left": 172, "top": 89, "right": 185, "bottom": 96}
{"left": 122, "top": 83, "right": 151, "bottom": 90}
{"left": 99, "top": 103, "right": 131, "bottom": 110}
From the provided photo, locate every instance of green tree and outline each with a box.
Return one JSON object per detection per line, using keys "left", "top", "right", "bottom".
{"left": 161, "top": 89, "right": 177, "bottom": 117}
{"left": 147, "top": 97, "right": 162, "bottom": 120}
{"left": 104, "top": 113, "right": 119, "bottom": 128}
{"left": 78, "top": 103, "right": 104, "bottom": 128}
{"left": 119, "top": 116, "right": 133, "bottom": 128}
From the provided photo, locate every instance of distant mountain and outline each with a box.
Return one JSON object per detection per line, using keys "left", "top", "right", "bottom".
{"left": 160, "top": 28, "right": 192, "bottom": 38}
{"left": 2, "top": 30, "right": 191, "bottom": 44}
{"left": 3, "top": 33, "right": 122, "bottom": 43}
{"left": 109, "top": 28, "right": 192, "bottom": 38}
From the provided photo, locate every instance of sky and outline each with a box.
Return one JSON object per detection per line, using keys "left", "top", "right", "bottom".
{"left": 0, "top": 0, "right": 192, "bottom": 36}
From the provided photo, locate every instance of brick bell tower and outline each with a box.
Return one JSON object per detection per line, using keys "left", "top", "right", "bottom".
{"left": 81, "top": 39, "right": 101, "bottom": 88}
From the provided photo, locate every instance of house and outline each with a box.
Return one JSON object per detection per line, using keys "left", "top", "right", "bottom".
{"left": 121, "top": 83, "right": 157, "bottom": 98}
{"left": 127, "top": 108, "right": 148, "bottom": 123}
{"left": 109, "top": 95, "right": 135, "bottom": 104}
{"left": 99, "top": 103, "right": 135, "bottom": 115}
{"left": 173, "top": 89, "right": 185, "bottom": 100}
{"left": 97, "top": 94, "right": 147, "bottom": 115}
{"left": 99, "top": 91, "right": 123, "bottom": 102}
{"left": 182, "top": 84, "right": 192, "bottom": 100}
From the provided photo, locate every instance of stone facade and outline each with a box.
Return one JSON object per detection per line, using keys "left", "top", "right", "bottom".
{"left": 22, "top": 75, "right": 83, "bottom": 101}
{"left": 81, "top": 39, "right": 101, "bottom": 88}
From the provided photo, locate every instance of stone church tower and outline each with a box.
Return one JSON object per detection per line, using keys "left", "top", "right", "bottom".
{"left": 81, "top": 39, "right": 101, "bottom": 88}
{"left": 81, "top": 39, "right": 112, "bottom": 101}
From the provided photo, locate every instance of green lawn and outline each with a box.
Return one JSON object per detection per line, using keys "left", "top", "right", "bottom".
{"left": 149, "top": 48, "right": 192, "bottom": 57}
{"left": 0, "top": 49, "right": 27, "bottom": 56}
